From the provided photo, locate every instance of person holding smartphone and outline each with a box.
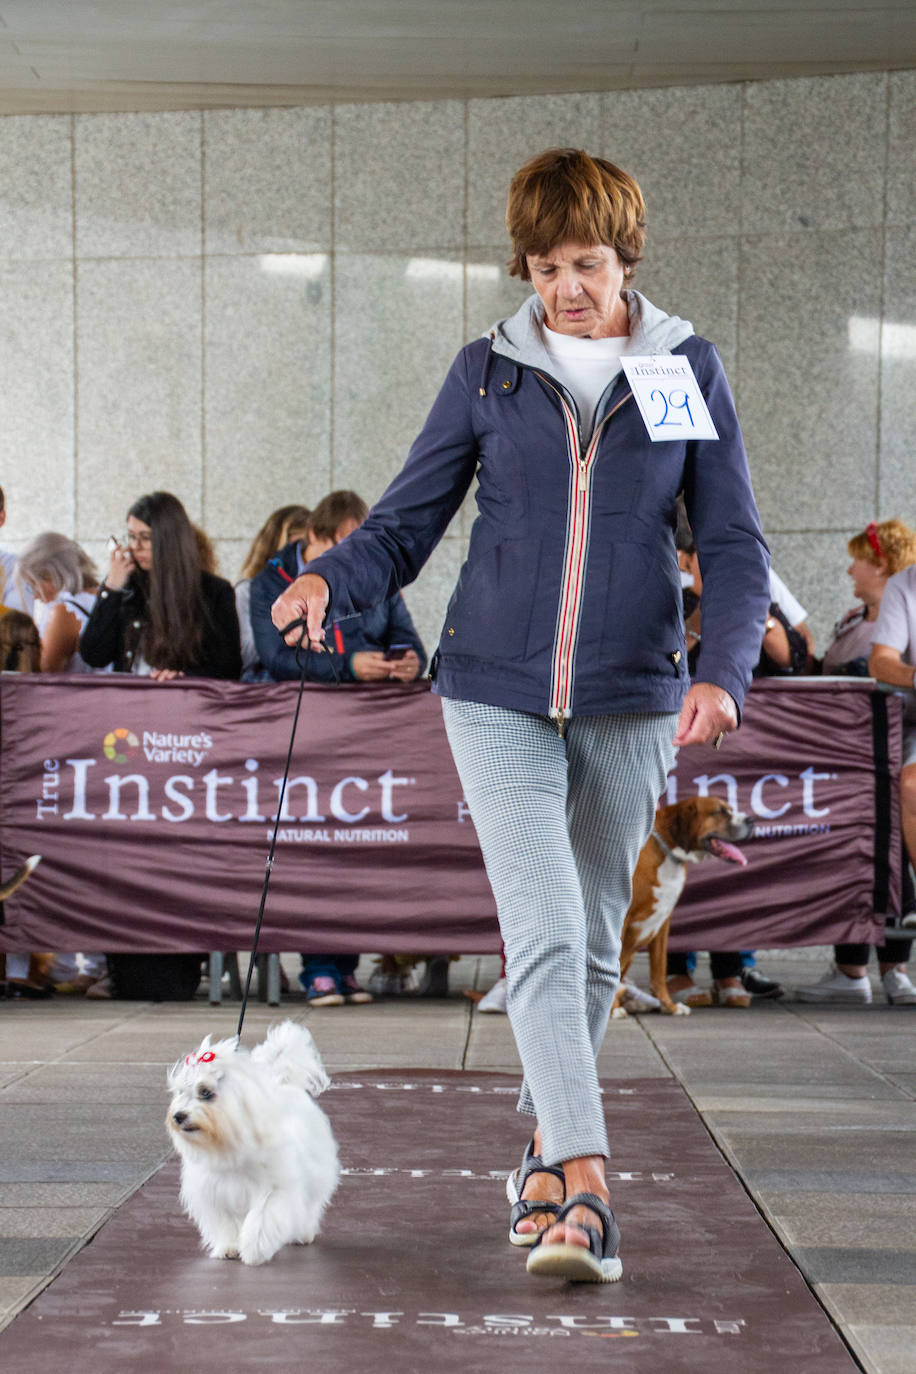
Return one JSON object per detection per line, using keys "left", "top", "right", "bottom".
{"left": 249, "top": 490, "right": 426, "bottom": 685}
{"left": 80, "top": 491, "right": 241, "bottom": 681}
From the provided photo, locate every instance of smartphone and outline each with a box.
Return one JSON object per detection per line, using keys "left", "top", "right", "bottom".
{"left": 383, "top": 644, "right": 411, "bottom": 661}
{"left": 106, "top": 534, "right": 120, "bottom": 553}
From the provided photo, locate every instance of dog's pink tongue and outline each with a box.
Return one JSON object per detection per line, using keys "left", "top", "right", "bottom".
{"left": 709, "top": 837, "right": 748, "bottom": 866}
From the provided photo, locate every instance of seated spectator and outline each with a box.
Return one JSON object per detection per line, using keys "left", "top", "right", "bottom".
{"left": 797, "top": 520, "right": 916, "bottom": 1004}
{"left": 819, "top": 520, "right": 916, "bottom": 675}
{"left": 80, "top": 491, "right": 241, "bottom": 681}
{"left": 16, "top": 532, "right": 103, "bottom": 673}
{"left": 251, "top": 489, "right": 427, "bottom": 1007}
{"left": 250, "top": 490, "right": 426, "bottom": 685}
{"left": 236, "top": 504, "right": 311, "bottom": 679}
{"left": 78, "top": 492, "right": 238, "bottom": 1000}
{"left": 0, "top": 485, "right": 34, "bottom": 616}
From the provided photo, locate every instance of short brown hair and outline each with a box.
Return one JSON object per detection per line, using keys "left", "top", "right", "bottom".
{"left": 506, "top": 148, "right": 647, "bottom": 281}
{"left": 309, "top": 490, "right": 369, "bottom": 543}
{"left": 848, "top": 519, "right": 916, "bottom": 576}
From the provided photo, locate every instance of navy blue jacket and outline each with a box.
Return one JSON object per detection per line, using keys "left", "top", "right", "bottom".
{"left": 250, "top": 540, "right": 427, "bottom": 683}
{"left": 308, "top": 297, "right": 769, "bottom": 722}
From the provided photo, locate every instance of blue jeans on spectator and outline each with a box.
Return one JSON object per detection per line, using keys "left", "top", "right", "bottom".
{"left": 301, "top": 954, "right": 359, "bottom": 984}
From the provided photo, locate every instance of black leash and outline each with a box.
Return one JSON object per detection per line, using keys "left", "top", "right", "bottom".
{"left": 235, "top": 620, "right": 341, "bottom": 1041}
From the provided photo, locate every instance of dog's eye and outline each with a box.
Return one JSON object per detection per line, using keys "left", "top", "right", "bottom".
{"left": 197, "top": 1087, "right": 214, "bottom": 1101}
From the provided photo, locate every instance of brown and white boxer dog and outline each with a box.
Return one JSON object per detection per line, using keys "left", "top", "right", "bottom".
{"left": 611, "top": 799, "right": 751, "bottom": 1018}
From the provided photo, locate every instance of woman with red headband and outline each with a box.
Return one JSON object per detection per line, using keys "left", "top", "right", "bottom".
{"left": 796, "top": 518, "right": 916, "bottom": 1005}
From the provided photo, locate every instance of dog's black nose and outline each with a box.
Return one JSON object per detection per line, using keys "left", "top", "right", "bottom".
{"left": 173, "top": 1111, "right": 187, "bottom": 1126}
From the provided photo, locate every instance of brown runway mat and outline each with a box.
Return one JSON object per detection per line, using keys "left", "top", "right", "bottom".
{"left": 2, "top": 1071, "right": 856, "bottom": 1371}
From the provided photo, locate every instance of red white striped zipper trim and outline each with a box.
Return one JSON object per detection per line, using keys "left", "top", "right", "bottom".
{"left": 536, "top": 375, "right": 631, "bottom": 733}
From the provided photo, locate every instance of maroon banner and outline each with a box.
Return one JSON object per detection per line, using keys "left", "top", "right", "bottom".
{"left": 0, "top": 676, "right": 498, "bottom": 956}
{"left": 0, "top": 675, "right": 901, "bottom": 954}
{"left": 665, "top": 679, "right": 900, "bottom": 951}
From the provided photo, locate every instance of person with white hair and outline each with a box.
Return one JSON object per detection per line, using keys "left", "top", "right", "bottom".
{"left": 17, "top": 532, "right": 103, "bottom": 673}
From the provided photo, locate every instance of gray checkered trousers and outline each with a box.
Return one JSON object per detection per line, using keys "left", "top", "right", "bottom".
{"left": 442, "top": 698, "right": 678, "bottom": 1166}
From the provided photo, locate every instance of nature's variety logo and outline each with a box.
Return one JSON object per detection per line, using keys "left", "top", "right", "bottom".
{"left": 102, "top": 727, "right": 140, "bottom": 763}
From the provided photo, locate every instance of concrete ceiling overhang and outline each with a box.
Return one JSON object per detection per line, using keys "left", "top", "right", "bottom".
{"left": 0, "top": 1, "right": 914, "bottom": 114}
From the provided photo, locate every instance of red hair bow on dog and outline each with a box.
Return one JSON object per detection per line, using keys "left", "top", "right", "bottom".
{"left": 185, "top": 1050, "right": 217, "bottom": 1067}
{"left": 866, "top": 522, "right": 884, "bottom": 560}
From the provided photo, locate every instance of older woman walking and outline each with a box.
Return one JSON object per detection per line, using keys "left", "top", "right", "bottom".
{"left": 272, "top": 148, "right": 770, "bottom": 1282}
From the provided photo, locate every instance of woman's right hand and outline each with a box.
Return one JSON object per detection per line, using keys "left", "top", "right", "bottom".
{"left": 270, "top": 573, "right": 330, "bottom": 648}
{"left": 105, "top": 540, "right": 134, "bottom": 590}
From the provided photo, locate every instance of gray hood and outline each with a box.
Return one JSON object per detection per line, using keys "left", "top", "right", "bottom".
{"left": 487, "top": 289, "right": 694, "bottom": 369}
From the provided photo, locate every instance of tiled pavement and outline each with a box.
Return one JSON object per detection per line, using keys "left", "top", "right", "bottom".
{"left": 1, "top": 948, "right": 914, "bottom": 1372}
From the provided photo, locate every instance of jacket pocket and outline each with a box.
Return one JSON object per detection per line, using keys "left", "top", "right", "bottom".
{"left": 439, "top": 538, "right": 533, "bottom": 661}
{"left": 599, "top": 542, "right": 685, "bottom": 673}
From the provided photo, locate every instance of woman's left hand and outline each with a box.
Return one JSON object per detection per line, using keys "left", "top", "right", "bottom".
{"left": 149, "top": 668, "right": 185, "bottom": 682}
{"left": 673, "top": 682, "right": 738, "bottom": 747}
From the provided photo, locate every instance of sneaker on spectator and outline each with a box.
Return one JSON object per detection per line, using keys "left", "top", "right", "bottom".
{"left": 881, "top": 967, "right": 916, "bottom": 1005}
{"left": 367, "top": 965, "right": 419, "bottom": 996}
{"left": 301, "top": 974, "right": 345, "bottom": 1007}
{"left": 740, "top": 968, "right": 784, "bottom": 999}
{"left": 620, "top": 980, "right": 661, "bottom": 1013}
{"left": 477, "top": 977, "right": 507, "bottom": 1013}
{"left": 367, "top": 968, "right": 398, "bottom": 996}
{"left": 341, "top": 974, "right": 373, "bottom": 1004}
{"left": 794, "top": 966, "right": 872, "bottom": 1004}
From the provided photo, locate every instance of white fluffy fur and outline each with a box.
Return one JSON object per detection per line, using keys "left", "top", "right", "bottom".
{"left": 166, "top": 1020, "right": 339, "bottom": 1265}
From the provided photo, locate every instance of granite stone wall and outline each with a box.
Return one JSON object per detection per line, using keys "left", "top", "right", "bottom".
{"left": 0, "top": 69, "right": 913, "bottom": 653}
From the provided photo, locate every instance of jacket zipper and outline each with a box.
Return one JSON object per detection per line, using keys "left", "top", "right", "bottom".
{"left": 535, "top": 373, "right": 632, "bottom": 735}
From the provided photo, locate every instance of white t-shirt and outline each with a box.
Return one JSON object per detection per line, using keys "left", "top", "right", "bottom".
{"left": 45, "top": 589, "right": 106, "bottom": 673}
{"left": 873, "top": 565, "right": 916, "bottom": 722}
{"left": 541, "top": 325, "right": 628, "bottom": 439}
{"left": 874, "top": 566, "right": 916, "bottom": 664}
{"left": 769, "top": 569, "right": 806, "bottom": 626}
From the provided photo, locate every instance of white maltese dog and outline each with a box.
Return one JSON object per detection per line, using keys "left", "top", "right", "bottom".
{"left": 166, "top": 1020, "right": 339, "bottom": 1265}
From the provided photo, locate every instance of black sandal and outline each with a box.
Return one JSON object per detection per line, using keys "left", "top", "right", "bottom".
{"left": 525, "top": 1191, "right": 622, "bottom": 1282}
{"left": 505, "top": 1137, "right": 565, "bottom": 1248}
